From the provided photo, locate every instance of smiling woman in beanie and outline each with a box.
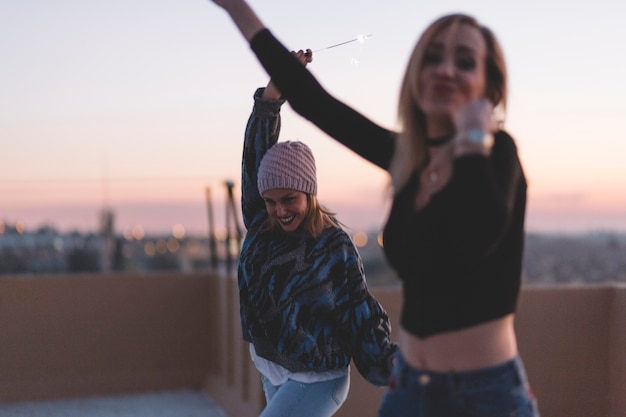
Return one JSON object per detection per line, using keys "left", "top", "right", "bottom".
{"left": 238, "top": 50, "right": 397, "bottom": 417}
{"left": 256, "top": 140, "right": 329, "bottom": 237}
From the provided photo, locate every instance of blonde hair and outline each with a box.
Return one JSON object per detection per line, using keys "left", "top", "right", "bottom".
{"left": 265, "top": 194, "right": 338, "bottom": 238}
{"left": 390, "top": 14, "right": 508, "bottom": 191}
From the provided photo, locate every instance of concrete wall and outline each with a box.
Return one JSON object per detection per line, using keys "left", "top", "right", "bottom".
{"left": 609, "top": 285, "right": 626, "bottom": 417}
{"left": 0, "top": 273, "right": 624, "bottom": 417}
{"left": 189, "top": 282, "right": 626, "bottom": 417}
{"left": 516, "top": 287, "right": 613, "bottom": 417}
{"left": 203, "top": 274, "right": 265, "bottom": 417}
{"left": 0, "top": 273, "right": 214, "bottom": 403}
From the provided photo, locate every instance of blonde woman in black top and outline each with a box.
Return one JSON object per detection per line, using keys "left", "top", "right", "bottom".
{"left": 211, "top": 1, "right": 540, "bottom": 416}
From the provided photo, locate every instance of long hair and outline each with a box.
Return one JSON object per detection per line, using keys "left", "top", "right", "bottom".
{"left": 390, "top": 14, "right": 508, "bottom": 191}
{"left": 265, "top": 194, "right": 338, "bottom": 238}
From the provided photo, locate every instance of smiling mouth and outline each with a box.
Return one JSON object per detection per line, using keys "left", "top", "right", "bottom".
{"left": 279, "top": 215, "right": 295, "bottom": 225}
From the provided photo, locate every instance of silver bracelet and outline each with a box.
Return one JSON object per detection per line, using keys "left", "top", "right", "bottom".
{"left": 467, "top": 128, "right": 487, "bottom": 144}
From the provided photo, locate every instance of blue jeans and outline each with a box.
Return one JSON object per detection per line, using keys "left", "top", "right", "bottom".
{"left": 378, "top": 353, "right": 540, "bottom": 417}
{"left": 260, "top": 374, "right": 350, "bottom": 417}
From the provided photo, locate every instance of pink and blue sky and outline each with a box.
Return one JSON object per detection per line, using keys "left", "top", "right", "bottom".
{"left": 2, "top": 0, "right": 625, "bottom": 236}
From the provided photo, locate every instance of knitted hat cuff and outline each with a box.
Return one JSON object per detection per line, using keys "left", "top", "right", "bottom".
{"left": 257, "top": 175, "right": 316, "bottom": 196}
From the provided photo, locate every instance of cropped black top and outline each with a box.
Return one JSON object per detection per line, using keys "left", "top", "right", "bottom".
{"left": 250, "top": 29, "right": 527, "bottom": 338}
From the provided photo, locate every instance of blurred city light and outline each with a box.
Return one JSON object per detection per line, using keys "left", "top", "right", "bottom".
{"left": 352, "top": 231, "right": 368, "bottom": 247}
{"left": 172, "top": 224, "right": 185, "bottom": 240}
{"left": 144, "top": 241, "right": 156, "bottom": 257}
{"left": 132, "top": 225, "right": 145, "bottom": 240}
{"left": 166, "top": 238, "right": 180, "bottom": 253}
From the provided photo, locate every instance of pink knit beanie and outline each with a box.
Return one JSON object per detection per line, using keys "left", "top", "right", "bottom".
{"left": 257, "top": 141, "right": 317, "bottom": 196}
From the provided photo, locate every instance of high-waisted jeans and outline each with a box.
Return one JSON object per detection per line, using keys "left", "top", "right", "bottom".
{"left": 378, "top": 352, "right": 540, "bottom": 417}
{"left": 260, "top": 373, "right": 350, "bottom": 417}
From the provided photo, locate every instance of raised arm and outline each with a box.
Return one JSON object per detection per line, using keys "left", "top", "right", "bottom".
{"left": 240, "top": 88, "right": 285, "bottom": 231}
{"left": 210, "top": 0, "right": 396, "bottom": 170}
{"left": 240, "top": 49, "right": 314, "bottom": 230}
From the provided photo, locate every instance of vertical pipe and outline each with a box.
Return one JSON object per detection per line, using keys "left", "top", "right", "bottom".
{"left": 205, "top": 187, "right": 218, "bottom": 269}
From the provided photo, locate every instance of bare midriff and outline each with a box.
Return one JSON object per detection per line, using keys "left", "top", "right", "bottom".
{"left": 398, "top": 314, "right": 518, "bottom": 372}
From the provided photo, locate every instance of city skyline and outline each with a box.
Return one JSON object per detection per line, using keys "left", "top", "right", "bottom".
{"left": 2, "top": 0, "right": 625, "bottom": 236}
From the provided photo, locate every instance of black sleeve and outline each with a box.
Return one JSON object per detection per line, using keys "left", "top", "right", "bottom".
{"left": 441, "top": 131, "right": 526, "bottom": 260}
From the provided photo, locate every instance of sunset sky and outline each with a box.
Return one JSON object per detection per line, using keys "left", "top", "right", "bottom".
{"left": 2, "top": 0, "right": 625, "bottom": 236}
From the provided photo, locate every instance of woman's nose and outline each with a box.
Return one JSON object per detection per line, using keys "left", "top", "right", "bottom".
{"left": 435, "top": 56, "right": 455, "bottom": 77}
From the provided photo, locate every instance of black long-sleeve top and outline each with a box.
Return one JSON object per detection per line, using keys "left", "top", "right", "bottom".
{"left": 250, "top": 29, "right": 527, "bottom": 339}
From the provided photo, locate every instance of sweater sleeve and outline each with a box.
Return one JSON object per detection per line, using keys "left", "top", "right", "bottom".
{"left": 241, "top": 87, "right": 287, "bottom": 230}
{"left": 341, "top": 235, "right": 398, "bottom": 386}
{"left": 250, "top": 29, "right": 396, "bottom": 171}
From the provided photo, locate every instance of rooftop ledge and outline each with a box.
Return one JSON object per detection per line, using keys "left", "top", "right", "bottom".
{"left": 0, "top": 273, "right": 625, "bottom": 417}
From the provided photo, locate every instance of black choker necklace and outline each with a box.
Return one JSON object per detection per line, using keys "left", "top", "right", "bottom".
{"left": 426, "top": 134, "right": 454, "bottom": 147}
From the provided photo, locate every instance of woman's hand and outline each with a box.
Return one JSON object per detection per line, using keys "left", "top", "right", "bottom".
{"left": 454, "top": 99, "right": 495, "bottom": 134}
{"left": 453, "top": 99, "right": 496, "bottom": 155}
{"left": 293, "top": 49, "right": 313, "bottom": 66}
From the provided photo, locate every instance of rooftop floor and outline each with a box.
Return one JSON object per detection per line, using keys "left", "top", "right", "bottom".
{"left": 0, "top": 390, "right": 228, "bottom": 417}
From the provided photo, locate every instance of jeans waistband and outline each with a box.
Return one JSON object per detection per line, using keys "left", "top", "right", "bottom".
{"left": 395, "top": 353, "right": 526, "bottom": 390}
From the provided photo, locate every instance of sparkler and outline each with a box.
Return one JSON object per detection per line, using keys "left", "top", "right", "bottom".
{"left": 313, "top": 34, "right": 373, "bottom": 53}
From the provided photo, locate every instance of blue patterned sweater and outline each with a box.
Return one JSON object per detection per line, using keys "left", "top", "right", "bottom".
{"left": 238, "top": 88, "right": 397, "bottom": 386}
